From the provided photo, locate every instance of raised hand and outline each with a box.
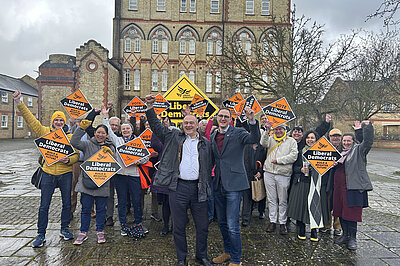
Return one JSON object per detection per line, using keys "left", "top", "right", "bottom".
{"left": 325, "top": 114, "right": 332, "bottom": 123}
{"left": 12, "top": 90, "right": 22, "bottom": 104}
{"left": 101, "top": 105, "right": 109, "bottom": 118}
{"left": 244, "top": 107, "right": 255, "bottom": 122}
{"left": 144, "top": 94, "right": 155, "bottom": 108}
{"left": 352, "top": 121, "right": 362, "bottom": 130}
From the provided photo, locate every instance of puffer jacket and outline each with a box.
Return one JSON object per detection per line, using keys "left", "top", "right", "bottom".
{"left": 17, "top": 102, "right": 79, "bottom": 175}
{"left": 260, "top": 131, "right": 298, "bottom": 177}
{"left": 70, "top": 127, "right": 116, "bottom": 197}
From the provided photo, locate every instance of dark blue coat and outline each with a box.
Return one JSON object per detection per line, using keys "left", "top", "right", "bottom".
{"left": 211, "top": 121, "right": 260, "bottom": 192}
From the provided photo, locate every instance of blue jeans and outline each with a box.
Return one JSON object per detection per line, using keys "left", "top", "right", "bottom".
{"left": 38, "top": 172, "right": 72, "bottom": 235}
{"left": 114, "top": 174, "right": 142, "bottom": 225}
{"left": 214, "top": 183, "right": 243, "bottom": 264}
{"left": 80, "top": 192, "right": 107, "bottom": 232}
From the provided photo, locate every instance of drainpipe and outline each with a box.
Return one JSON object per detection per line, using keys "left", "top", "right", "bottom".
{"left": 11, "top": 99, "right": 15, "bottom": 139}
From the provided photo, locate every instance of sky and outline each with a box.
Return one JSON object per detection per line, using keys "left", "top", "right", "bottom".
{"left": 0, "top": 0, "right": 392, "bottom": 79}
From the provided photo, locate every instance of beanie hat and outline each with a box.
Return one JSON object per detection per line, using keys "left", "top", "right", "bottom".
{"left": 51, "top": 111, "right": 66, "bottom": 125}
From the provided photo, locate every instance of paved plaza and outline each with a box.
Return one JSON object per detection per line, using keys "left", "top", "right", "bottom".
{"left": 0, "top": 139, "right": 399, "bottom": 265}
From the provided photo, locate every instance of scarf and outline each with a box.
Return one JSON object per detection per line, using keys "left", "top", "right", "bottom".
{"left": 337, "top": 148, "right": 350, "bottom": 164}
{"left": 273, "top": 131, "right": 287, "bottom": 142}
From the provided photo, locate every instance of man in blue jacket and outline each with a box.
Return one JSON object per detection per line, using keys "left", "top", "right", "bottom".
{"left": 210, "top": 107, "right": 260, "bottom": 266}
{"left": 145, "top": 94, "right": 213, "bottom": 266}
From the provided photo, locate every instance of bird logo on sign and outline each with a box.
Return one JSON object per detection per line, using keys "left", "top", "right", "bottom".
{"left": 177, "top": 86, "right": 191, "bottom": 97}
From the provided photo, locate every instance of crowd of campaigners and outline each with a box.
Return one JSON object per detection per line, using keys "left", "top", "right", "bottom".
{"left": 12, "top": 90, "right": 374, "bottom": 266}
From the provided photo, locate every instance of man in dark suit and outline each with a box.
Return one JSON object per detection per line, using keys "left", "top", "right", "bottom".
{"left": 210, "top": 107, "right": 260, "bottom": 266}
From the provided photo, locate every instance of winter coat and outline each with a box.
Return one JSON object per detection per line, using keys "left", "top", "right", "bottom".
{"left": 17, "top": 102, "right": 79, "bottom": 175}
{"left": 70, "top": 127, "right": 116, "bottom": 197}
{"left": 260, "top": 131, "right": 298, "bottom": 177}
{"left": 344, "top": 123, "right": 374, "bottom": 191}
{"left": 146, "top": 108, "right": 212, "bottom": 202}
{"left": 243, "top": 144, "right": 267, "bottom": 181}
{"left": 103, "top": 118, "right": 149, "bottom": 177}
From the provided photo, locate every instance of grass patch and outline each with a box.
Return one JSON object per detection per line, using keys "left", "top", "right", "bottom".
{"left": 393, "top": 171, "right": 400, "bottom": 176}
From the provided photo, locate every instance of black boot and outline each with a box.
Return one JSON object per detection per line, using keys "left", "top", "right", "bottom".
{"left": 335, "top": 218, "right": 349, "bottom": 245}
{"left": 297, "top": 221, "right": 306, "bottom": 240}
{"left": 347, "top": 221, "right": 357, "bottom": 250}
{"left": 310, "top": 228, "right": 319, "bottom": 242}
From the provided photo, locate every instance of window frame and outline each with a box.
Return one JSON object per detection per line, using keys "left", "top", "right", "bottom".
{"left": 216, "top": 40, "right": 222, "bottom": 55}
{"left": 215, "top": 71, "right": 221, "bottom": 93}
{"left": 124, "top": 69, "right": 131, "bottom": 91}
{"left": 190, "top": 0, "right": 196, "bottom": 12}
{"left": 1, "top": 115, "right": 8, "bottom": 128}
{"left": 162, "top": 39, "right": 168, "bottom": 53}
{"left": 128, "top": 0, "right": 138, "bottom": 10}
{"left": 157, "top": 0, "right": 166, "bottom": 11}
{"left": 27, "top": 96, "right": 33, "bottom": 107}
{"left": 134, "top": 38, "right": 140, "bottom": 52}
{"left": 181, "top": 0, "right": 187, "bottom": 12}
{"left": 161, "top": 70, "right": 168, "bottom": 91}
{"left": 1, "top": 91, "right": 8, "bottom": 103}
{"left": 17, "top": 116, "right": 23, "bottom": 128}
{"left": 206, "top": 71, "right": 213, "bottom": 93}
{"left": 207, "top": 40, "right": 214, "bottom": 55}
{"left": 152, "top": 70, "right": 159, "bottom": 91}
{"left": 189, "top": 39, "right": 196, "bottom": 54}
{"left": 133, "top": 69, "right": 141, "bottom": 91}
{"left": 125, "top": 37, "right": 131, "bottom": 52}
{"left": 189, "top": 71, "right": 195, "bottom": 82}
{"left": 180, "top": 40, "right": 186, "bottom": 54}
{"left": 245, "top": 0, "right": 254, "bottom": 15}
{"left": 152, "top": 39, "right": 159, "bottom": 53}
{"left": 261, "top": 0, "right": 270, "bottom": 15}
{"left": 210, "top": 0, "right": 219, "bottom": 13}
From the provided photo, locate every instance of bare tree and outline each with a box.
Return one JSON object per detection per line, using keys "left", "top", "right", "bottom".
{"left": 334, "top": 32, "right": 400, "bottom": 121}
{"left": 216, "top": 8, "right": 356, "bottom": 127}
{"left": 368, "top": 0, "right": 400, "bottom": 27}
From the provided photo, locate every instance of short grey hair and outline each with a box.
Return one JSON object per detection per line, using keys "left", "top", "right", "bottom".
{"left": 109, "top": 116, "right": 121, "bottom": 124}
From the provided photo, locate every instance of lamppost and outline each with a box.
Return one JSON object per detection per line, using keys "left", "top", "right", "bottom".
{"left": 72, "top": 66, "right": 79, "bottom": 92}
{"left": 33, "top": 70, "right": 42, "bottom": 123}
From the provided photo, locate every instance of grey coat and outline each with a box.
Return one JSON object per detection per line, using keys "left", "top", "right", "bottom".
{"left": 71, "top": 127, "right": 116, "bottom": 197}
{"left": 146, "top": 108, "right": 212, "bottom": 202}
{"left": 344, "top": 123, "right": 374, "bottom": 191}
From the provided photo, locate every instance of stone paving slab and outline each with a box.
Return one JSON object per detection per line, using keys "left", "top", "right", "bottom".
{"left": 0, "top": 141, "right": 399, "bottom": 265}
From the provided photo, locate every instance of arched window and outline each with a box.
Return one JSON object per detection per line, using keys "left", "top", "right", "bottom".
{"left": 233, "top": 28, "right": 255, "bottom": 56}
{"left": 176, "top": 26, "right": 200, "bottom": 55}
{"left": 149, "top": 25, "right": 172, "bottom": 54}
{"left": 203, "top": 26, "right": 223, "bottom": 56}
{"left": 121, "top": 24, "right": 145, "bottom": 53}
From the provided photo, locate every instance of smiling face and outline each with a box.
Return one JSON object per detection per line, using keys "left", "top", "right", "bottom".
{"left": 183, "top": 115, "right": 199, "bottom": 138}
{"left": 342, "top": 135, "right": 354, "bottom": 150}
{"left": 109, "top": 118, "right": 120, "bottom": 133}
{"left": 292, "top": 129, "right": 303, "bottom": 143}
{"left": 305, "top": 132, "right": 317, "bottom": 147}
{"left": 121, "top": 124, "right": 133, "bottom": 138}
{"left": 52, "top": 118, "right": 65, "bottom": 129}
{"left": 94, "top": 126, "right": 108, "bottom": 144}
{"left": 216, "top": 109, "right": 232, "bottom": 130}
{"left": 329, "top": 134, "right": 342, "bottom": 148}
{"left": 273, "top": 126, "right": 285, "bottom": 138}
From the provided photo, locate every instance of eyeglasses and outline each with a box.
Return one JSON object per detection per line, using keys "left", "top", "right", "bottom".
{"left": 217, "top": 114, "right": 230, "bottom": 119}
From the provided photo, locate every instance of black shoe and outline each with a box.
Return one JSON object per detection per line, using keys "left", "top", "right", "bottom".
{"left": 334, "top": 234, "right": 349, "bottom": 245}
{"left": 279, "top": 224, "right": 288, "bottom": 235}
{"left": 241, "top": 220, "right": 249, "bottom": 227}
{"left": 347, "top": 237, "right": 357, "bottom": 250}
{"left": 160, "top": 227, "right": 169, "bottom": 237}
{"left": 259, "top": 212, "right": 265, "bottom": 219}
{"left": 105, "top": 217, "right": 114, "bottom": 226}
{"left": 176, "top": 259, "right": 186, "bottom": 266}
{"left": 196, "top": 257, "right": 213, "bottom": 266}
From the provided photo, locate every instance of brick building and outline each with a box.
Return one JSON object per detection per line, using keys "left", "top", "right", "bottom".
{"left": 37, "top": 0, "right": 290, "bottom": 123}
{"left": 0, "top": 74, "right": 38, "bottom": 139}
{"left": 113, "top": 0, "right": 291, "bottom": 111}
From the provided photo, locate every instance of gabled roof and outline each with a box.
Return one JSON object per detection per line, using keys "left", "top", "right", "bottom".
{"left": 0, "top": 74, "right": 38, "bottom": 97}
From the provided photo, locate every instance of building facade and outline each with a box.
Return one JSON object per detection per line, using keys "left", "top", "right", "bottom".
{"left": 0, "top": 74, "right": 38, "bottom": 139}
{"left": 112, "top": 0, "right": 291, "bottom": 111}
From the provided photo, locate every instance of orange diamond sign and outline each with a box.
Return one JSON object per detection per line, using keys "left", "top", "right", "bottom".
{"left": 60, "top": 89, "right": 92, "bottom": 118}
{"left": 262, "top": 97, "right": 295, "bottom": 129}
{"left": 34, "top": 128, "right": 75, "bottom": 166}
{"left": 117, "top": 137, "right": 150, "bottom": 167}
{"left": 303, "top": 136, "right": 342, "bottom": 175}
{"left": 139, "top": 128, "right": 155, "bottom": 154}
{"left": 80, "top": 149, "right": 121, "bottom": 187}
{"left": 234, "top": 95, "right": 262, "bottom": 123}
{"left": 223, "top": 93, "right": 244, "bottom": 119}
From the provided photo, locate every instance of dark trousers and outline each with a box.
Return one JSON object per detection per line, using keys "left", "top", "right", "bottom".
{"left": 241, "top": 188, "right": 266, "bottom": 223}
{"left": 114, "top": 174, "right": 142, "bottom": 225}
{"left": 169, "top": 179, "right": 209, "bottom": 260}
{"left": 80, "top": 192, "right": 107, "bottom": 232}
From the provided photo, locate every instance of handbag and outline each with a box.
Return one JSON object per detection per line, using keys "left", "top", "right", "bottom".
{"left": 31, "top": 167, "right": 44, "bottom": 189}
{"left": 251, "top": 160, "right": 266, "bottom": 201}
{"left": 251, "top": 176, "right": 266, "bottom": 201}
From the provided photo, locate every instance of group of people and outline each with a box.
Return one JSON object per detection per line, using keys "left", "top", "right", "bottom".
{"left": 12, "top": 90, "right": 374, "bottom": 265}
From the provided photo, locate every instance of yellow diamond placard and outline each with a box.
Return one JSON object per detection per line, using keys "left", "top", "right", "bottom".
{"left": 262, "top": 97, "right": 296, "bottom": 129}
{"left": 162, "top": 75, "right": 219, "bottom": 124}
{"left": 303, "top": 136, "right": 342, "bottom": 175}
{"left": 60, "top": 89, "right": 92, "bottom": 118}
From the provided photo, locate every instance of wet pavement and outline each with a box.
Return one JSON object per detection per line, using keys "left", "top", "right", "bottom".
{"left": 0, "top": 139, "right": 399, "bottom": 265}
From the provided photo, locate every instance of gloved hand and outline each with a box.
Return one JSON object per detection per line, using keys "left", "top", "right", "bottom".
{"left": 102, "top": 146, "right": 114, "bottom": 156}
{"left": 80, "top": 119, "right": 92, "bottom": 130}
